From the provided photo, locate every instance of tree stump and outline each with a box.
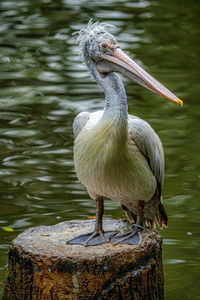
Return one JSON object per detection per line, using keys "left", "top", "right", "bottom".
{"left": 3, "top": 219, "right": 164, "bottom": 300}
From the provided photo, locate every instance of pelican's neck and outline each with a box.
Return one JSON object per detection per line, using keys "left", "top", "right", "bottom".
{"left": 99, "top": 73, "right": 128, "bottom": 148}
{"left": 102, "top": 73, "right": 128, "bottom": 121}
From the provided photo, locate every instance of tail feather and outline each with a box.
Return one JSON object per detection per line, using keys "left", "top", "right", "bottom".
{"left": 156, "top": 202, "right": 168, "bottom": 229}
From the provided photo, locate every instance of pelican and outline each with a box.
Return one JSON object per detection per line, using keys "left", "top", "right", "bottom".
{"left": 69, "top": 21, "right": 182, "bottom": 246}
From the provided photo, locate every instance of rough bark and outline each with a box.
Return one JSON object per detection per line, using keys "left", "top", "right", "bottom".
{"left": 3, "top": 219, "right": 164, "bottom": 300}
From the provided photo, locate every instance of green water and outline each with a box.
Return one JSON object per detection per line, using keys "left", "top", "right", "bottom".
{"left": 0, "top": 0, "right": 199, "bottom": 299}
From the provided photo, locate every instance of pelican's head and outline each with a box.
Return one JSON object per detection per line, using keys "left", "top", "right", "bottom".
{"left": 76, "top": 20, "right": 183, "bottom": 106}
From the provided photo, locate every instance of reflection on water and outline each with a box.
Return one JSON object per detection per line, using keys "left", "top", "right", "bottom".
{"left": 0, "top": 0, "right": 200, "bottom": 299}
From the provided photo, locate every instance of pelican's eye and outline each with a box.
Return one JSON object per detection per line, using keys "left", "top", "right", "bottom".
{"left": 99, "top": 41, "right": 111, "bottom": 51}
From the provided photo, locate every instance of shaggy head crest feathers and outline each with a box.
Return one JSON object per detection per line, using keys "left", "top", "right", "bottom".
{"left": 74, "top": 19, "right": 115, "bottom": 46}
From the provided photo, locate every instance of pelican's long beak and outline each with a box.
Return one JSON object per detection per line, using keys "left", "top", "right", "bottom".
{"left": 99, "top": 48, "right": 183, "bottom": 106}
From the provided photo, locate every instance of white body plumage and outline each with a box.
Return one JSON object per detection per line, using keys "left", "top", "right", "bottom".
{"left": 73, "top": 110, "right": 163, "bottom": 221}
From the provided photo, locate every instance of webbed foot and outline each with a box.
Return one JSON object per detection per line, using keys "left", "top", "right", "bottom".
{"left": 67, "top": 230, "right": 117, "bottom": 246}
{"left": 110, "top": 227, "right": 141, "bottom": 245}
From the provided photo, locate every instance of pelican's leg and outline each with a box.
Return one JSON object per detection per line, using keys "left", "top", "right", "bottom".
{"left": 67, "top": 197, "right": 116, "bottom": 246}
{"left": 83, "top": 197, "right": 108, "bottom": 246}
{"left": 111, "top": 200, "right": 145, "bottom": 245}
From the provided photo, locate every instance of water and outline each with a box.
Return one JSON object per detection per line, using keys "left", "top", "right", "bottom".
{"left": 0, "top": 0, "right": 199, "bottom": 299}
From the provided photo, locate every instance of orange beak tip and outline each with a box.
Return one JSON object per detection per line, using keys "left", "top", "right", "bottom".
{"left": 178, "top": 99, "right": 183, "bottom": 107}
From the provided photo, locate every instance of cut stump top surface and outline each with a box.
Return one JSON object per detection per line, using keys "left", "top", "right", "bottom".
{"left": 13, "top": 219, "right": 162, "bottom": 262}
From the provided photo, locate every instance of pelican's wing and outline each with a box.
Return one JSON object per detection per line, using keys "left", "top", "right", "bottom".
{"left": 128, "top": 115, "right": 168, "bottom": 228}
{"left": 128, "top": 115, "right": 164, "bottom": 193}
{"left": 73, "top": 110, "right": 104, "bottom": 139}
